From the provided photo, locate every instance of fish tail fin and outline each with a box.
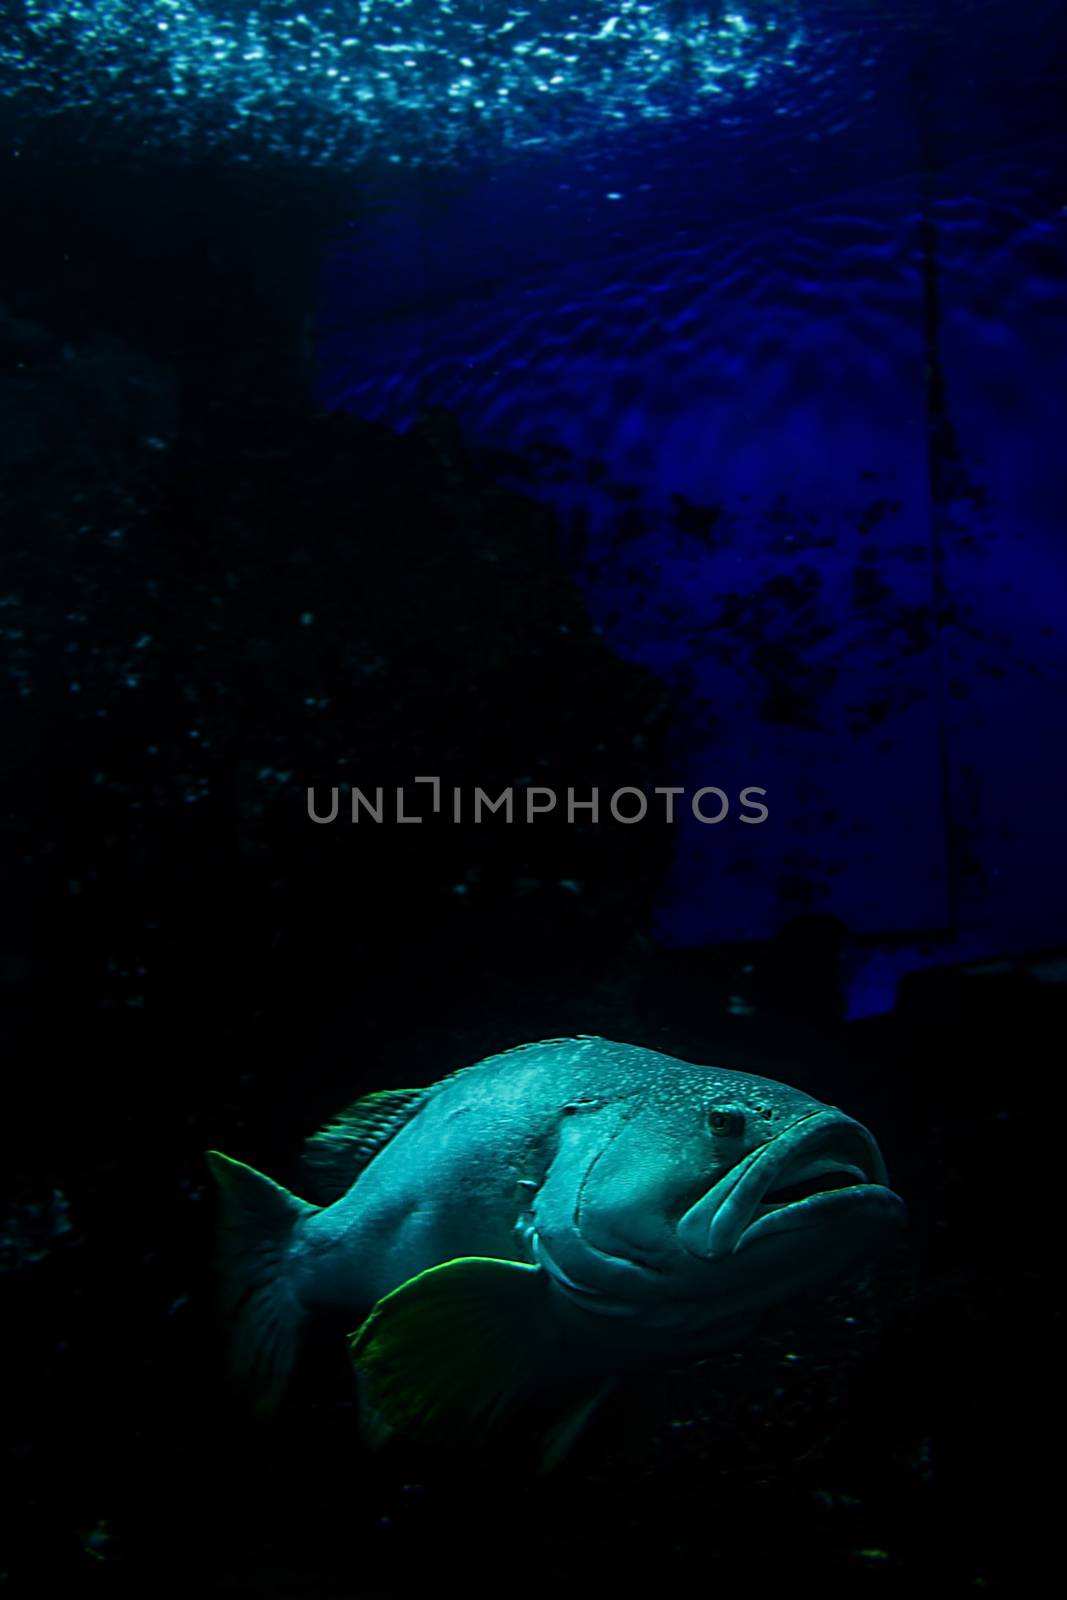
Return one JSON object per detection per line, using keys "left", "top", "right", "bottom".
{"left": 205, "top": 1149, "right": 317, "bottom": 1415}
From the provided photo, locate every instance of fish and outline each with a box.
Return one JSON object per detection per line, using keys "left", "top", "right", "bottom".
{"left": 207, "top": 1035, "right": 904, "bottom": 1466}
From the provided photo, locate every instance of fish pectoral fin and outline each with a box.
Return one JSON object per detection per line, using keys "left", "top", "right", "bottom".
{"left": 348, "top": 1257, "right": 555, "bottom": 1442}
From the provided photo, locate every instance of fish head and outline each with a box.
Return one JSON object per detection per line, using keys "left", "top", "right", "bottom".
{"left": 528, "top": 1063, "right": 905, "bottom": 1344}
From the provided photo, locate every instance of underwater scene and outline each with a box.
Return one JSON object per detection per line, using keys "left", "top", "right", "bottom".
{"left": 2, "top": 0, "right": 1064, "bottom": 1592}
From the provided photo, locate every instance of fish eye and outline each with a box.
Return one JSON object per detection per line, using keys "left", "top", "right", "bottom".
{"left": 709, "top": 1109, "right": 743, "bottom": 1137}
{"left": 759, "top": 1106, "right": 773, "bottom": 1120}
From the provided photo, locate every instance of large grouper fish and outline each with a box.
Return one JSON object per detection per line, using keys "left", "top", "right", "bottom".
{"left": 207, "top": 1036, "right": 904, "bottom": 1465}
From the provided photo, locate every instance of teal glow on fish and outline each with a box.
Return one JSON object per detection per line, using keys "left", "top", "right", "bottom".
{"left": 207, "top": 1037, "right": 904, "bottom": 1465}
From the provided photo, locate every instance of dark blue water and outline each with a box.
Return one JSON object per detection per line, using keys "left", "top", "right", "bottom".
{"left": 5, "top": 3, "right": 1064, "bottom": 1014}
{"left": 3, "top": 4, "right": 1064, "bottom": 1595}
{"left": 308, "top": 1, "right": 1067, "bottom": 1014}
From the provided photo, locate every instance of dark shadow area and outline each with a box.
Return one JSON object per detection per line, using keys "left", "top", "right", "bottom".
{"left": 1, "top": 124, "right": 1061, "bottom": 1597}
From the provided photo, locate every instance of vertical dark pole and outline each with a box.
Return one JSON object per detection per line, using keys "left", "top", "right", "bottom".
{"left": 911, "top": 55, "right": 959, "bottom": 936}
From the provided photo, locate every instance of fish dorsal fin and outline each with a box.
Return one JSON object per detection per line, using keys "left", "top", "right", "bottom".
{"left": 301, "top": 1087, "right": 427, "bottom": 1202}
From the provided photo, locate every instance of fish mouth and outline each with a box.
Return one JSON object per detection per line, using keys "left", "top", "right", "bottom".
{"left": 677, "top": 1109, "right": 904, "bottom": 1260}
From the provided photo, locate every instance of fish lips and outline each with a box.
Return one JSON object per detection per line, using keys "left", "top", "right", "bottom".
{"left": 677, "top": 1109, "right": 905, "bottom": 1261}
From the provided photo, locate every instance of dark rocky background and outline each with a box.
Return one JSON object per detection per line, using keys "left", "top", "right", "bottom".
{"left": 1, "top": 152, "right": 1060, "bottom": 1596}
